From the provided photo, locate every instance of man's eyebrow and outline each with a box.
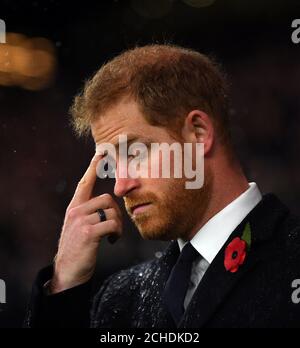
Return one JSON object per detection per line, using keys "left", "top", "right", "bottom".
{"left": 113, "top": 135, "right": 153, "bottom": 150}
{"left": 95, "top": 135, "right": 153, "bottom": 156}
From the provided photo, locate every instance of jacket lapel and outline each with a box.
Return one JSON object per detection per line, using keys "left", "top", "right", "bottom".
{"left": 137, "top": 240, "right": 179, "bottom": 327}
{"left": 179, "top": 193, "right": 289, "bottom": 328}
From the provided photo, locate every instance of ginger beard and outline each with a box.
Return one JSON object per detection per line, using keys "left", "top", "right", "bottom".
{"left": 124, "top": 167, "right": 212, "bottom": 241}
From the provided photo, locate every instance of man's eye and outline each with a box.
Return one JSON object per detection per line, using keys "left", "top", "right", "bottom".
{"left": 97, "top": 156, "right": 115, "bottom": 179}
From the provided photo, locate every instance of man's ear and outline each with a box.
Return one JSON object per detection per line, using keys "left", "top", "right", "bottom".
{"left": 181, "top": 110, "right": 214, "bottom": 155}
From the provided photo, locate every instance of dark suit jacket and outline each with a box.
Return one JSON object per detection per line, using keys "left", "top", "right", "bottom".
{"left": 24, "top": 193, "right": 300, "bottom": 328}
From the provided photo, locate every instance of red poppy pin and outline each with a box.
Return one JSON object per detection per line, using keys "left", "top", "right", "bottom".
{"left": 224, "top": 222, "right": 252, "bottom": 273}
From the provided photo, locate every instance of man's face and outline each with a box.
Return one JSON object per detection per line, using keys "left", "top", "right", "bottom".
{"left": 91, "top": 98, "right": 211, "bottom": 241}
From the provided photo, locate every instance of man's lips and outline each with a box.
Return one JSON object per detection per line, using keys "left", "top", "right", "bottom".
{"left": 130, "top": 202, "right": 152, "bottom": 215}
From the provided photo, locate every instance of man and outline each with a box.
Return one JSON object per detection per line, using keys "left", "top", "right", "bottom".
{"left": 25, "top": 44, "right": 300, "bottom": 328}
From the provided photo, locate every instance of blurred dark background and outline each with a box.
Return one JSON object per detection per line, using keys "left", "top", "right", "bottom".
{"left": 0, "top": 0, "right": 300, "bottom": 327}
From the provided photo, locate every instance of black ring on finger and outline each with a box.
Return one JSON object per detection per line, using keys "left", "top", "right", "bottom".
{"left": 97, "top": 208, "right": 107, "bottom": 222}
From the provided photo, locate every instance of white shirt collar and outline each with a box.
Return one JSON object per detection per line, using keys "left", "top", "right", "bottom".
{"left": 177, "top": 182, "right": 262, "bottom": 264}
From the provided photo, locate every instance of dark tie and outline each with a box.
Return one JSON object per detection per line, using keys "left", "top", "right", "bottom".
{"left": 163, "top": 242, "right": 199, "bottom": 326}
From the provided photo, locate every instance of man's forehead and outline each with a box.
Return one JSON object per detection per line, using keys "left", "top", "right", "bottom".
{"left": 97, "top": 133, "right": 142, "bottom": 147}
{"left": 94, "top": 133, "right": 153, "bottom": 157}
{"left": 93, "top": 98, "right": 144, "bottom": 124}
{"left": 91, "top": 104, "right": 149, "bottom": 144}
{"left": 92, "top": 118, "right": 146, "bottom": 145}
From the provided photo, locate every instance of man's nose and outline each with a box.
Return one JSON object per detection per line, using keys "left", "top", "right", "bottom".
{"left": 114, "top": 171, "right": 140, "bottom": 197}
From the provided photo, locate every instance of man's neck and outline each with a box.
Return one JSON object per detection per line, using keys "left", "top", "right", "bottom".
{"left": 187, "top": 170, "right": 249, "bottom": 241}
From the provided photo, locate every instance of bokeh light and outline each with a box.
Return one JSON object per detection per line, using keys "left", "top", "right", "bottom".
{"left": 0, "top": 33, "right": 56, "bottom": 90}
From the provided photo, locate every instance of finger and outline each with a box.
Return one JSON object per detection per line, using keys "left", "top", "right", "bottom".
{"left": 90, "top": 220, "right": 122, "bottom": 240}
{"left": 77, "top": 193, "right": 122, "bottom": 218}
{"left": 69, "top": 154, "right": 103, "bottom": 208}
{"left": 85, "top": 209, "right": 119, "bottom": 225}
